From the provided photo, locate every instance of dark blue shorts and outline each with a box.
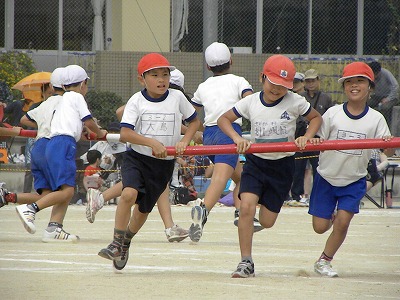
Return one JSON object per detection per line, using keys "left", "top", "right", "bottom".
{"left": 121, "top": 149, "right": 175, "bottom": 213}
{"left": 31, "top": 138, "right": 51, "bottom": 193}
{"left": 309, "top": 171, "right": 366, "bottom": 219}
{"left": 203, "top": 124, "right": 241, "bottom": 169}
{"left": 45, "top": 135, "right": 76, "bottom": 191}
{"left": 240, "top": 154, "right": 295, "bottom": 213}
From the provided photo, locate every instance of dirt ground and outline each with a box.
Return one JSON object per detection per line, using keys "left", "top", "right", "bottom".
{"left": 1, "top": 200, "right": 399, "bottom": 300}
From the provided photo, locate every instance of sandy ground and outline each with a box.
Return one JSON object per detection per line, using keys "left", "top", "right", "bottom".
{"left": 1, "top": 200, "right": 399, "bottom": 300}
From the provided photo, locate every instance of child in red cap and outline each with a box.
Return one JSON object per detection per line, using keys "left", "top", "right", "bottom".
{"left": 308, "top": 62, "right": 395, "bottom": 277}
{"left": 98, "top": 53, "right": 200, "bottom": 271}
{"left": 218, "top": 54, "right": 322, "bottom": 278}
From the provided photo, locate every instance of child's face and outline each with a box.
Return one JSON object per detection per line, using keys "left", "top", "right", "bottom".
{"left": 260, "top": 74, "right": 288, "bottom": 103}
{"left": 343, "top": 77, "right": 370, "bottom": 103}
{"left": 138, "top": 68, "right": 170, "bottom": 98}
{"left": 79, "top": 80, "right": 88, "bottom": 96}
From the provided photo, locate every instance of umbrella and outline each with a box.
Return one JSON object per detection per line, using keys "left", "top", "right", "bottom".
{"left": 12, "top": 72, "right": 52, "bottom": 92}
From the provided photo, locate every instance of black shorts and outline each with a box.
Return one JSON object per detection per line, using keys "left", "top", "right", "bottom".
{"left": 240, "top": 154, "right": 295, "bottom": 213}
{"left": 121, "top": 150, "right": 175, "bottom": 213}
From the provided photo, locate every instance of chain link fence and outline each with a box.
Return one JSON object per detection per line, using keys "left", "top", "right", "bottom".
{"left": 0, "top": 0, "right": 399, "bottom": 124}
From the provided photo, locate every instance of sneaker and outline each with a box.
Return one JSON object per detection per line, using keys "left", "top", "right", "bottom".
{"left": 233, "top": 209, "right": 264, "bottom": 233}
{"left": 165, "top": 224, "right": 189, "bottom": 242}
{"left": 0, "top": 187, "right": 7, "bottom": 208}
{"left": 314, "top": 258, "right": 338, "bottom": 277}
{"left": 231, "top": 260, "right": 255, "bottom": 278}
{"left": 113, "top": 241, "right": 130, "bottom": 271}
{"left": 86, "top": 188, "right": 104, "bottom": 223}
{"left": 189, "top": 204, "right": 207, "bottom": 242}
{"left": 98, "top": 241, "right": 122, "bottom": 260}
{"left": 299, "top": 197, "right": 309, "bottom": 207}
{"left": 42, "top": 227, "right": 80, "bottom": 243}
{"left": 16, "top": 204, "right": 36, "bottom": 234}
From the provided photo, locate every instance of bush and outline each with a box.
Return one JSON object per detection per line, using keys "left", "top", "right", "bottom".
{"left": 0, "top": 51, "right": 37, "bottom": 101}
{"left": 85, "top": 90, "right": 125, "bottom": 128}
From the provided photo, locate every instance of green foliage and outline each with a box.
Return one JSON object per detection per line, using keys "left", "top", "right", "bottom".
{"left": 85, "top": 90, "right": 125, "bottom": 128}
{"left": 0, "top": 51, "right": 37, "bottom": 100}
{"left": 386, "top": 0, "right": 400, "bottom": 56}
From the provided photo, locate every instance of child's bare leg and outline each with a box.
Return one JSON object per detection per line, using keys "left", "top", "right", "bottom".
{"left": 156, "top": 185, "right": 174, "bottom": 229}
{"left": 320, "top": 210, "right": 354, "bottom": 258}
{"left": 115, "top": 187, "right": 137, "bottom": 230}
{"left": 237, "top": 193, "right": 258, "bottom": 258}
{"left": 102, "top": 181, "right": 123, "bottom": 203}
{"left": 127, "top": 203, "right": 149, "bottom": 233}
{"left": 203, "top": 163, "right": 234, "bottom": 212}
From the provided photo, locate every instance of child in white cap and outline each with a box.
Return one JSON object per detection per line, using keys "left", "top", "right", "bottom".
{"left": 308, "top": 62, "right": 395, "bottom": 277}
{"left": 15, "top": 65, "right": 107, "bottom": 243}
{"left": 1, "top": 68, "right": 64, "bottom": 209}
{"left": 218, "top": 54, "right": 322, "bottom": 278}
{"left": 98, "top": 53, "right": 200, "bottom": 271}
{"left": 189, "top": 41, "right": 259, "bottom": 243}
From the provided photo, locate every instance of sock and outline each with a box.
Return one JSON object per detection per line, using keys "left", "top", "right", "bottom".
{"left": 113, "top": 228, "right": 125, "bottom": 245}
{"left": 29, "top": 203, "right": 40, "bottom": 212}
{"left": 99, "top": 194, "right": 105, "bottom": 206}
{"left": 123, "top": 227, "right": 136, "bottom": 245}
{"left": 320, "top": 252, "right": 333, "bottom": 261}
{"left": 5, "top": 192, "right": 17, "bottom": 203}
{"left": 242, "top": 256, "right": 253, "bottom": 264}
{"left": 47, "top": 222, "right": 62, "bottom": 231}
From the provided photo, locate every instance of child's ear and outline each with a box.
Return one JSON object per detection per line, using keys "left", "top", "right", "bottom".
{"left": 138, "top": 75, "right": 145, "bottom": 86}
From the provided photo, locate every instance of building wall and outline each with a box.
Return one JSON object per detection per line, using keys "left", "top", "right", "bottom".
{"left": 111, "top": 1, "right": 170, "bottom": 52}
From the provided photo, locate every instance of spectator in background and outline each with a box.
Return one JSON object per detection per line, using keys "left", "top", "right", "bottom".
{"left": 289, "top": 69, "right": 334, "bottom": 207}
{"left": 367, "top": 61, "right": 399, "bottom": 126}
{"left": 83, "top": 149, "right": 105, "bottom": 191}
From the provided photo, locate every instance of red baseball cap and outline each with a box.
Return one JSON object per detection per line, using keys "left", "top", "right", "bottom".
{"left": 137, "top": 53, "right": 176, "bottom": 76}
{"left": 338, "top": 62, "right": 374, "bottom": 84}
{"left": 262, "top": 55, "right": 296, "bottom": 89}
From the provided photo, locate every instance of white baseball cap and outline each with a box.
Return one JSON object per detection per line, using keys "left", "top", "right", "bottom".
{"left": 50, "top": 67, "right": 64, "bottom": 88}
{"left": 63, "top": 65, "right": 90, "bottom": 85}
{"left": 170, "top": 69, "right": 185, "bottom": 89}
{"left": 205, "top": 42, "right": 231, "bottom": 67}
{"left": 294, "top": 72, "right": 305, "bottom": 82}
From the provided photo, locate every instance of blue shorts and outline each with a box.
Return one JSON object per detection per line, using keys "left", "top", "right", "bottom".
{"left": 121, "top": 150, "right": 175, "bottom": 214}
{"left": 240, "top": 154, "right": 295, "bottom": 213}
{"left": 308, "top": 171, "right": 366, "bottom": 219}
{"left": 31, "top": 138, "right": 51, "bottom": 193}
{"left": 45, "top": 135, "right": 77, "bottom": 191}
{"left": 203, "top": 124, "right": 241, "bottom": 169}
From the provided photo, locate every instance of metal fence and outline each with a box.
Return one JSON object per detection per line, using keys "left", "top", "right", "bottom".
{"left": 0, "top": 0, "right": 399, "bottom": 124}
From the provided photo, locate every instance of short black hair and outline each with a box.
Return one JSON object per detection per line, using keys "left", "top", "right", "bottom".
{"left": 87, "top": 149, "right": 102, "bottom": 164}
{"left": 368, "top": 61, "right": 381, "bottom": 74}
{"left": 209, "top": 61, "right": 230, "bottom": 73}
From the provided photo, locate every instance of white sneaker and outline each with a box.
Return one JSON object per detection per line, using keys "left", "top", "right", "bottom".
{"left": 42, "top": 227, "right": 80, "bottom": 243}
{"left": 314, "top": 258, "right": 338, "bottom": 277}
{"left": 16, "top": 204, "right": 36, "bottom": 234}
{"left": 165, "top": 224, "right": 189, "bottom": 242}
{"left": 86, "top": 188, "right": 104, "bottom": 223}
{"left": 299, "top": 197, "right": 309, "bottom": 207}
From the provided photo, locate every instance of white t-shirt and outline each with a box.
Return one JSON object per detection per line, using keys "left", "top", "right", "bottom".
{"left": 50, "top": 91, "right": 92, "bottom": 142}
{"left": 233, "top": 91, "right": 311, "bottom": 160}
{"left": 317, "top": 103, "right": 391, "bottom": 186}
{"left": 191, "top": 73, "right": 253, "bottom": 127}
{"left": 121, "top": 89, "right": 196, "bottom": 159}
{"left": 26, "top": 95, "right": 62, "bottom": 140}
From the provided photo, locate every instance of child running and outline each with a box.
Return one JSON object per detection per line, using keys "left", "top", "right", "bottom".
{"left": 217, "top": 54, "right": 322, "bottom": 278}
{"left": 98, "top": 53, "right": 200, "bottom": 271}
{"left": 189, "top": 42, "right": 258, "bottom": 243}
{"left": 15, "top": 65, "right": 107, "bottom": 242}
{"left": 308, "top": 62, "right": 395, "bottom": 277}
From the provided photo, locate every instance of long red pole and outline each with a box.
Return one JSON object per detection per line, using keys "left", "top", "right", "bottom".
{"left": 7, "top": 128, "right": 399, "bottom": 156}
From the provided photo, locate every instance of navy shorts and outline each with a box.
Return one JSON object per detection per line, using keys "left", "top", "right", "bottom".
{"left": 309, "top": 171, "right": 366, "bottom": 219}
{"left": 203, "top": 124, "right": 241, "bottom": 169}
{"left": 239, "top": 154, "right": 295, "bottom": 213}
{"left": 121, "top": 149, "right": 175, "bottom": 213}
